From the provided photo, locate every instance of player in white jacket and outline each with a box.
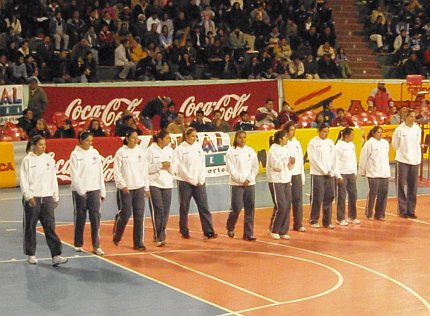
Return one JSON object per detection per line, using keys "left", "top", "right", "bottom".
{"left": 335, "top": 127, "right": 360, "bottom": 226}
{"left": 266, "top": 130, "right": 295, "bottom": 240}
{"left": 284, "top": 121, "right": 306, "bottom": 232}
{"left": 70, "top": 131, "right": 106, "bottom": 256}
{"left": 20, "top": 135, "right": 68, "bottom": 266}
{"left": 113, "top": 130, "right": 149, "bottom": 250}
{"left": 392, "top": 109, "right": 421, "bottom": 219}
{"left": 359, "top": 126, "right": 391, "bottom": 221}
{"left": 225, "top": 131, "right": 259, "bottom": 241}
{"left": 146, "top": 130, "right": 174, "bottom": 247}
{"left": 173, "top": 127, "right": 217, "bottom": 239}
{"left": 307, "top": 123, "right": 340, "bottom": 229}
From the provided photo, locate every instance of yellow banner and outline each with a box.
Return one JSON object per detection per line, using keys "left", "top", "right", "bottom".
{"left": 0, "top": 142, "right": 17, "bottom": 187}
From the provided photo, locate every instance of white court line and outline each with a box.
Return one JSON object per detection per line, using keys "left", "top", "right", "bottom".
{"left": 356, "top": 205, "right": 430, "bottom": 225}
{"left": 150, "top": 252, "right": 279, "bottom": 304}
{"left": 0, "top": 254, "right": 94, "bottom": 264}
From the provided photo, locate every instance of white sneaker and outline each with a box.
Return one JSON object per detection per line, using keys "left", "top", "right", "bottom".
{"left": 325, "top": 224, "right": 335, "bottom": 229}
{"left": 93, "top": 248, "right": 104, "bottom": 256}
{"left": 348, "top": 218, "right": 361, "bottom": 224}
{"left": 310, "top": 223, "right": 321, "bottom": 228}
{"left": 27, "top": 256, "right": 38, "bottom": 264}
{"left": 74, "top": 247, "right": 83, "bottom": 252}
{"left": 297, "top": 227, "right": 306, "bottom": 232}
{"left": 268, "top": 229, "right": 280, "bottom": 240}
{"left": 280, "top": 234, "right": 290, "bottom": 240}
{"left": 52, "top": 255, "right": 68, "bottom": 267}
{"left": 336, "top": 220, "right": 349, "bottom": 226}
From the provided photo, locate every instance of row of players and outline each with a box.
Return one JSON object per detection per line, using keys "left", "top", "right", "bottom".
{"left": 20, "top": 109, "right": 420, "bottom": 266}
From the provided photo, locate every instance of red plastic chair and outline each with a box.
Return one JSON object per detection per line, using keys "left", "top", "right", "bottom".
{"left": 3, "top": 127, "right": 22, "bottom": 141}
{"left": 52, "top": 112, "right": 69, "bottom": 128}
{"left": 46, "top": 124, "right": 57, "bottom": 136}
{"left": 0, "top": 134, "right": 12, "bottom": 142}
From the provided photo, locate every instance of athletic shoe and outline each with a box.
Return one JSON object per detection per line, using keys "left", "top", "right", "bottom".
{"left": 134, "top": 245, "right": 146, "bottom": 251}
{"left": 310, "top": 223, "right": 321, "bottom": 228}
{"left": 348, "top": 218, "right": 361, "bottom": 224}
{"left": 280, "top": 234, "right": 290, "bottom": 240}
{"left": 204, "top": 233, "right": 218, "bottom": 240}
{"left": 93, "top": 248, "right": 104, "bottom": 256}
{"left": 375, "top": 217, "right": 385, "bottom": 222}
{"left": 181, "top": 233, "right": 190, "bottom": 239}
{"left": 243, "top": 236, "right": 257, "bottom": 241}
{"left": 408, "top": 214, "right": 417, "bottom": 219}
{"left": 52, "top": 255, "right": 68, "bottom": 267}
{"left": 324, "top": 224, "right": 335, "bottom": 229}
{"left": 227, "top": 230, "right": 235, "bottom": 238}
{"left": 156, "top": 241, "right": 166, "bottom": 247}
{"left": 336, "top": 220, "right": 349, "bottom": 226}
{"left": 27, "top": 256, "right": 38, "bottom": 264}
{"left": 297, "top": 227, "right": 306, "bottom": 232}
{"left": 268, "top": 230, "right": 280, "bottom": 240}
{"left": 366, "top": 216, "right": 374, "bottom": 220}
{"left": 74, "top": 247, "right": 83, "bottom": 252}
{"left": 399, "top": 213, "right": 409, "bottom": 218}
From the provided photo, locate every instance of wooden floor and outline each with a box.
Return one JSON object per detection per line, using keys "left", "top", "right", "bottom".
{"left": 50, "top": 196, "right": 430, "bottom": 316}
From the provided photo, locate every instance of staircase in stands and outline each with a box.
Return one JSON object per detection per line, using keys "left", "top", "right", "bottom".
{"left": 331, "top": 0, "right": 383, "bottom": 79}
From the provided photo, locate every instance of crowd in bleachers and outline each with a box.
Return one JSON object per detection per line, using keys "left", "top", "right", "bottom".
{"left": 0, "top": 0, "right": 354, "bottom": 83}
{"left": 364, "top": 0, "right": 430, "bottom": 78}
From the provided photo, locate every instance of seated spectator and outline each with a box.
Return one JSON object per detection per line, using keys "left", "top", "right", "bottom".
{"left": 245, "top": 56, "right": 261, "bottom": 79}
{"left": 115, "top": 110, "right": 132, "bottom": 136}
{"left": 260, "top": 67, "right": 278, "bottom": 79}
{"left": 52, "top": 50, "right": 72, "bottom": 83}
{"left": 176, "top": 53, "right": 195, "bottom": 80}
{"left": 331, "top": 108, "right": 354, "bottom": 127}
{"left": 318, "top": 53, "right": 340, "bottom": 79}
{"left": 84, "top": 26, "right": 99, "bottom": 65}
{"left": 16, "top": 109, "right": 36, "bottom": 137}
{"left": 160, "top": 103, "right": 177, "bottom": 129}
{"left": 229, "top": 26, "right": 247, "bottom": 62}
{"left": 220, "top": 54, "right": 237, "bottom": 79}
{"left": 311, "top": 112, "right": 325, "bottom": 128}
{"left": 98, "top": 24, "right": 115, "bottom": 65}
{"left": 12, "top": 54, "right": 27, "bottom": 83}
{"left": 190, "top": 109, "right": 212, "bottom": 132}
{"left": 166, "top": 112, "right": 186, "bottom": 134}
{"left": 114, "top": 22, "right": 133, "bottom": 47}
{"left": 335, "top": 47, "right": 352, "bottom": 78}
{"left": 18, "top": 40, "right": 30, "bottom": 58}
{"left": 255, "top": 98, "right": 278, "bottom": 128}
{"left": 210, "top": 110, "right": 231, "bottom": 132}
{"left": 235, "top": 111, "right": 256, "bottom": 131}
{"left": 402, "top": 52, "right": 423, "bottom": 77}
{"left": 116, "top": 114, "right": 142, "bottom": 136}
{"left": 0, "top": 54, "right": 12, "bottom": 85}
{"left": 393, "top": 28, "right": 410, "bottom": 53}
{"left": 67, "top": 10, "right": 87, "bottom": 48}
{"left": 88, "top": 118, "right": 107, "bottom": 137}
{"left": 50, "top": 11, "right": 70, "bottom": 51}
{"left": 29, "top": 118, "right": 52, "bottom": 139}
{"left": 273, "top": 37, "right": 292, "bottom": 62}
{"left": 154, "top": 52, "right": 173, "bottom": 80}
{"left": 319, "top": 101, "right": 337, "bottom": 125}
{"left": 317, "top": 41, "right": 336, "bottom": 60}
{"left": 115, "top": 39, "right": 136, "bottom": 80}
{"left": 288, "top": 55, "right": 305, "bottom": 79}
{"left": 53, "top": 119, "right": 76, "bottom": 138}
{"left": 70, "top": 38, "right": 91, "bottom": 64}
{"left": 389, "top": 107, "right": 401, "bottom": 124}
{"left": 160, "top": 25, "right": 173, "bottom": 52}
{"left": 83, "top": 51, "right": 97, "bottom": 82}
{"left": 303, "top": 54, "right": 320, "bottom": 79}
{"left": 393, "top": 42, "right": 412, "bottom": 66}
{"left": 277, "top": 101, "right": 298, "bottom": 126}
{"left": 369, "top": 15, "right": 386, "bottom": 52}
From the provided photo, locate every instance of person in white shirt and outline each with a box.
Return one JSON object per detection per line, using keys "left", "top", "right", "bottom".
{"left": 114, "top": 38, "right": 136, "bottom": 80}
{"left": 392, "top": 109, "right": 421, "bottom": 219}
{"left": 20, "top": 135, "right": 68, "bottom": 266}
{"left": 266, "top": 130, "right": 295, "bottom": 240}
{"left": 225, "top": 131, "right": 259, "bottom": 241}
{"left": 284, "top": 121, "right": 306, "bottom": 232}
{"left": 359, "top": 126, "right": 391, "bottom": 221}
{"left": 307, "top": 123, "right": 340, "bottom": 229}
{"left": 335, "top": 127, "right": 360, "bottom": 226}
{"left": 146, "top": 130, "right": 174, "bottom": 247}
{"left": 173, "top": 127, "right": 217, "bottom": 239}
{"left": 113, "top": 130, "right": 149, "bottom": 250}
{"left": 70, "top": 131, "right": 106, "bottom": 256}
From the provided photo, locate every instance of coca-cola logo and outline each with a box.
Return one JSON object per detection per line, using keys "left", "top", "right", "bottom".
{"left": 49, "top": 152, "right": 115, "bottom": 182}
{"left": 179, "top": 94, "right": 250, "bottom": 121}
{"left": 65, "top": 98, "right": 143, "bottom": 127}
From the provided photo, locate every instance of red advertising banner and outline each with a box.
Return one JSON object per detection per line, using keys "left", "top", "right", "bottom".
{"left": 42, "top": 81, "right": 278, "bottom": 127}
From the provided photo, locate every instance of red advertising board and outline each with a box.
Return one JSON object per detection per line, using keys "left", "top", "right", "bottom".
{"left": 42, "top": 81, "right": 278, "bottom": 127}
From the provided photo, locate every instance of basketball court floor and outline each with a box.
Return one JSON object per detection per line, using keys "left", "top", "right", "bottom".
{"left": 1, "top": 171, "right": 429, "bottom": 315}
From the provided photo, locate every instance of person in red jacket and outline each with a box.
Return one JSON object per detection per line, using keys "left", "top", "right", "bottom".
{"left": 331, "top": 108, "right": 354, "bottom": 127}
{"left": 367, "top": 81, "right": 394, "bottom": 115}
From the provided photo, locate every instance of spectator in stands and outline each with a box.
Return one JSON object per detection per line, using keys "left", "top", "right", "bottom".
{"left": 319, "top": 25, "right": 336, "bottom": 48}
{"left": 166, "top": 112, "right": 186, "bottom": 134}
{"left": 67, "top": 10, "right": 87, "bottom": 48}
{"left": 98, "top": 24, "right": 115, "bottom": 65}
{"left": 336, "top": 47, "right": 352, "bottom": 78}
{"left": 140, "top": 96, "right": 171, "bottom": 130}
{"left": 311, "top": 113, "right": 325, "bottom": 128}
{"left": 115, "top": 39, "right": 136, "bottom": 80}
{"left": 210, "top": 110, "right": 231, "bottom": 132}
{"left": 114, "top": 22, "right": 133, "bottom": 47}
{"left": 53, "top": 119, "right": 76, "bottom": 139}
{"left": 116, "top": 115, "right": 142, "bottom": 136}
{"left": 245, "top": 56, "right": 261, "bottom": 79}
{"left": 160, "top": 103, "right": 177, "bottom": 129}
{"left": 190, "top": 109, "right": 212, "bottom": 132}
{"left": 331, "top": 108, "right": 354, "bottom": 127}
{"left": 303, "top": 26, "right": 320, "bottom": 56}
{"left": 393, "top": 28, "right": 411, "bottom": 52}
{"left": 371, "top": 5, "right": 387, "bottom": 25}
{"left": 154, "top": 51, "right": 173, "bottom": 80}
{"left": 255, "top": 98, "right": 278, "bottom": 128}
{"left": 52, "top": 50, "right": 72, "bottom": 83}
{"left": 12, "top": 54, "right": 28, "bottom": 83}
{"left": 319, "top": 101, "right": 336, "bottom": 126}
{"left": 394, "top": 42, "right": 412, "bottom": 67}
{"left": 88, "top": 119, "right": 106, "bottom": 137}
{"left": 29, "top": 118, "right": 51, "bottom": 139}
{"left": 318, "top": 53, "right": 339, "bottom": 79}
{"left": 18, "top": 40, "right": 30, "bottom": 58}
{"left": 50, "top": 11, "right": 69, "bottom": 51}
{"left": 288, "top": 55, "right": 305, "bottom": 79}
{"left": 83, "top": 51, "right": 97, "bottom": 82}
{"left": 176, "top": 52, "right": 195, "bottom": 80}
{"left": 0, "top": 54, "right": 12, "bottom": 84}
{"left": 389, "top": 106, "right": 409, "bottom": 125}
{"left": 277, "top": 101, "right": 298, "bottom": 126}
{"left": 17, "top": 109, "right": 36, "bottom": 137}
{"left": 70, "top": 38, "right": 91, "bottom": 64}
{"left": 304, "top": 54, "right": 320, "bottom": 79}
{"left": 235, "top": 110, "right": 256, "bottom": 131}
{"left": 402, "top": 52, "right": 423, "bottom": 77}
{"left": 229, "top": 26, "right": 247, "bottom": 62}
{"left": 317, "top": 41, "right": 335, "bottom": 60}
{"left": 367, "top": 81, "right": 394, "bottom": 115}
{"left": 115, "top": 110, "right": 132, "bottom": 136}
{"left": 27, "top": 78, "right": 48, "bottom": 120}
{"left": 370, "top": 15, "right": 386, "bottom": 52}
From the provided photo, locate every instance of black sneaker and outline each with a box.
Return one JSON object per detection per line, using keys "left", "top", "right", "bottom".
{"left": 399, "top": 213, "right": 409, "bottom": 218}
{"left": 243, "top": 236, "right": 257, "bottom": 241}
{"left": 181, "top": 233, "right": 190, "bottom": 239}
{"left": 227, "top": 230, "right": 234, "bottom": 238}
{"left": 204, "top": 233, "right": 218, "bottom": 240}
{"left": 134, "top": 245, "right": 146, "bottom": 251}
{"left": 408, "top": 214, "right": 417, "bottom": 219}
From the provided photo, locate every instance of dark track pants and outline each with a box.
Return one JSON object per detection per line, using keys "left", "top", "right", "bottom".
{"left": 149, "top": 186, "right": 172, "bottom": 242}
{"left": 291, "top": 174, "right": 304, "bottom": 230}
{"left": 226, "top": 185, "right": 255, "bottom": 238}
{"left": 113, "top": 187, "right": 146, "bottom": 248}
{"left": 365, "top": 177, "right": 389, "bottom": 219}
{"left": 23, "top": 196, "right": 62, "bottom": 257}
{"left": 72, "top": 190, "right": 101, "bottom": 249}
{"left": 310, "top": 175, "right": 335, "bottom": 226}
{"left": 268, "top": 182, "right": 292, "bottom": 235}
{"left": 396, "top": 162, "right": 419, "bottom": 216}
{"left": 337, "top": 174, "right": 358, "bottom": 221}
{"left": 178, "top": 181, "right": 215, "bottom": 237}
